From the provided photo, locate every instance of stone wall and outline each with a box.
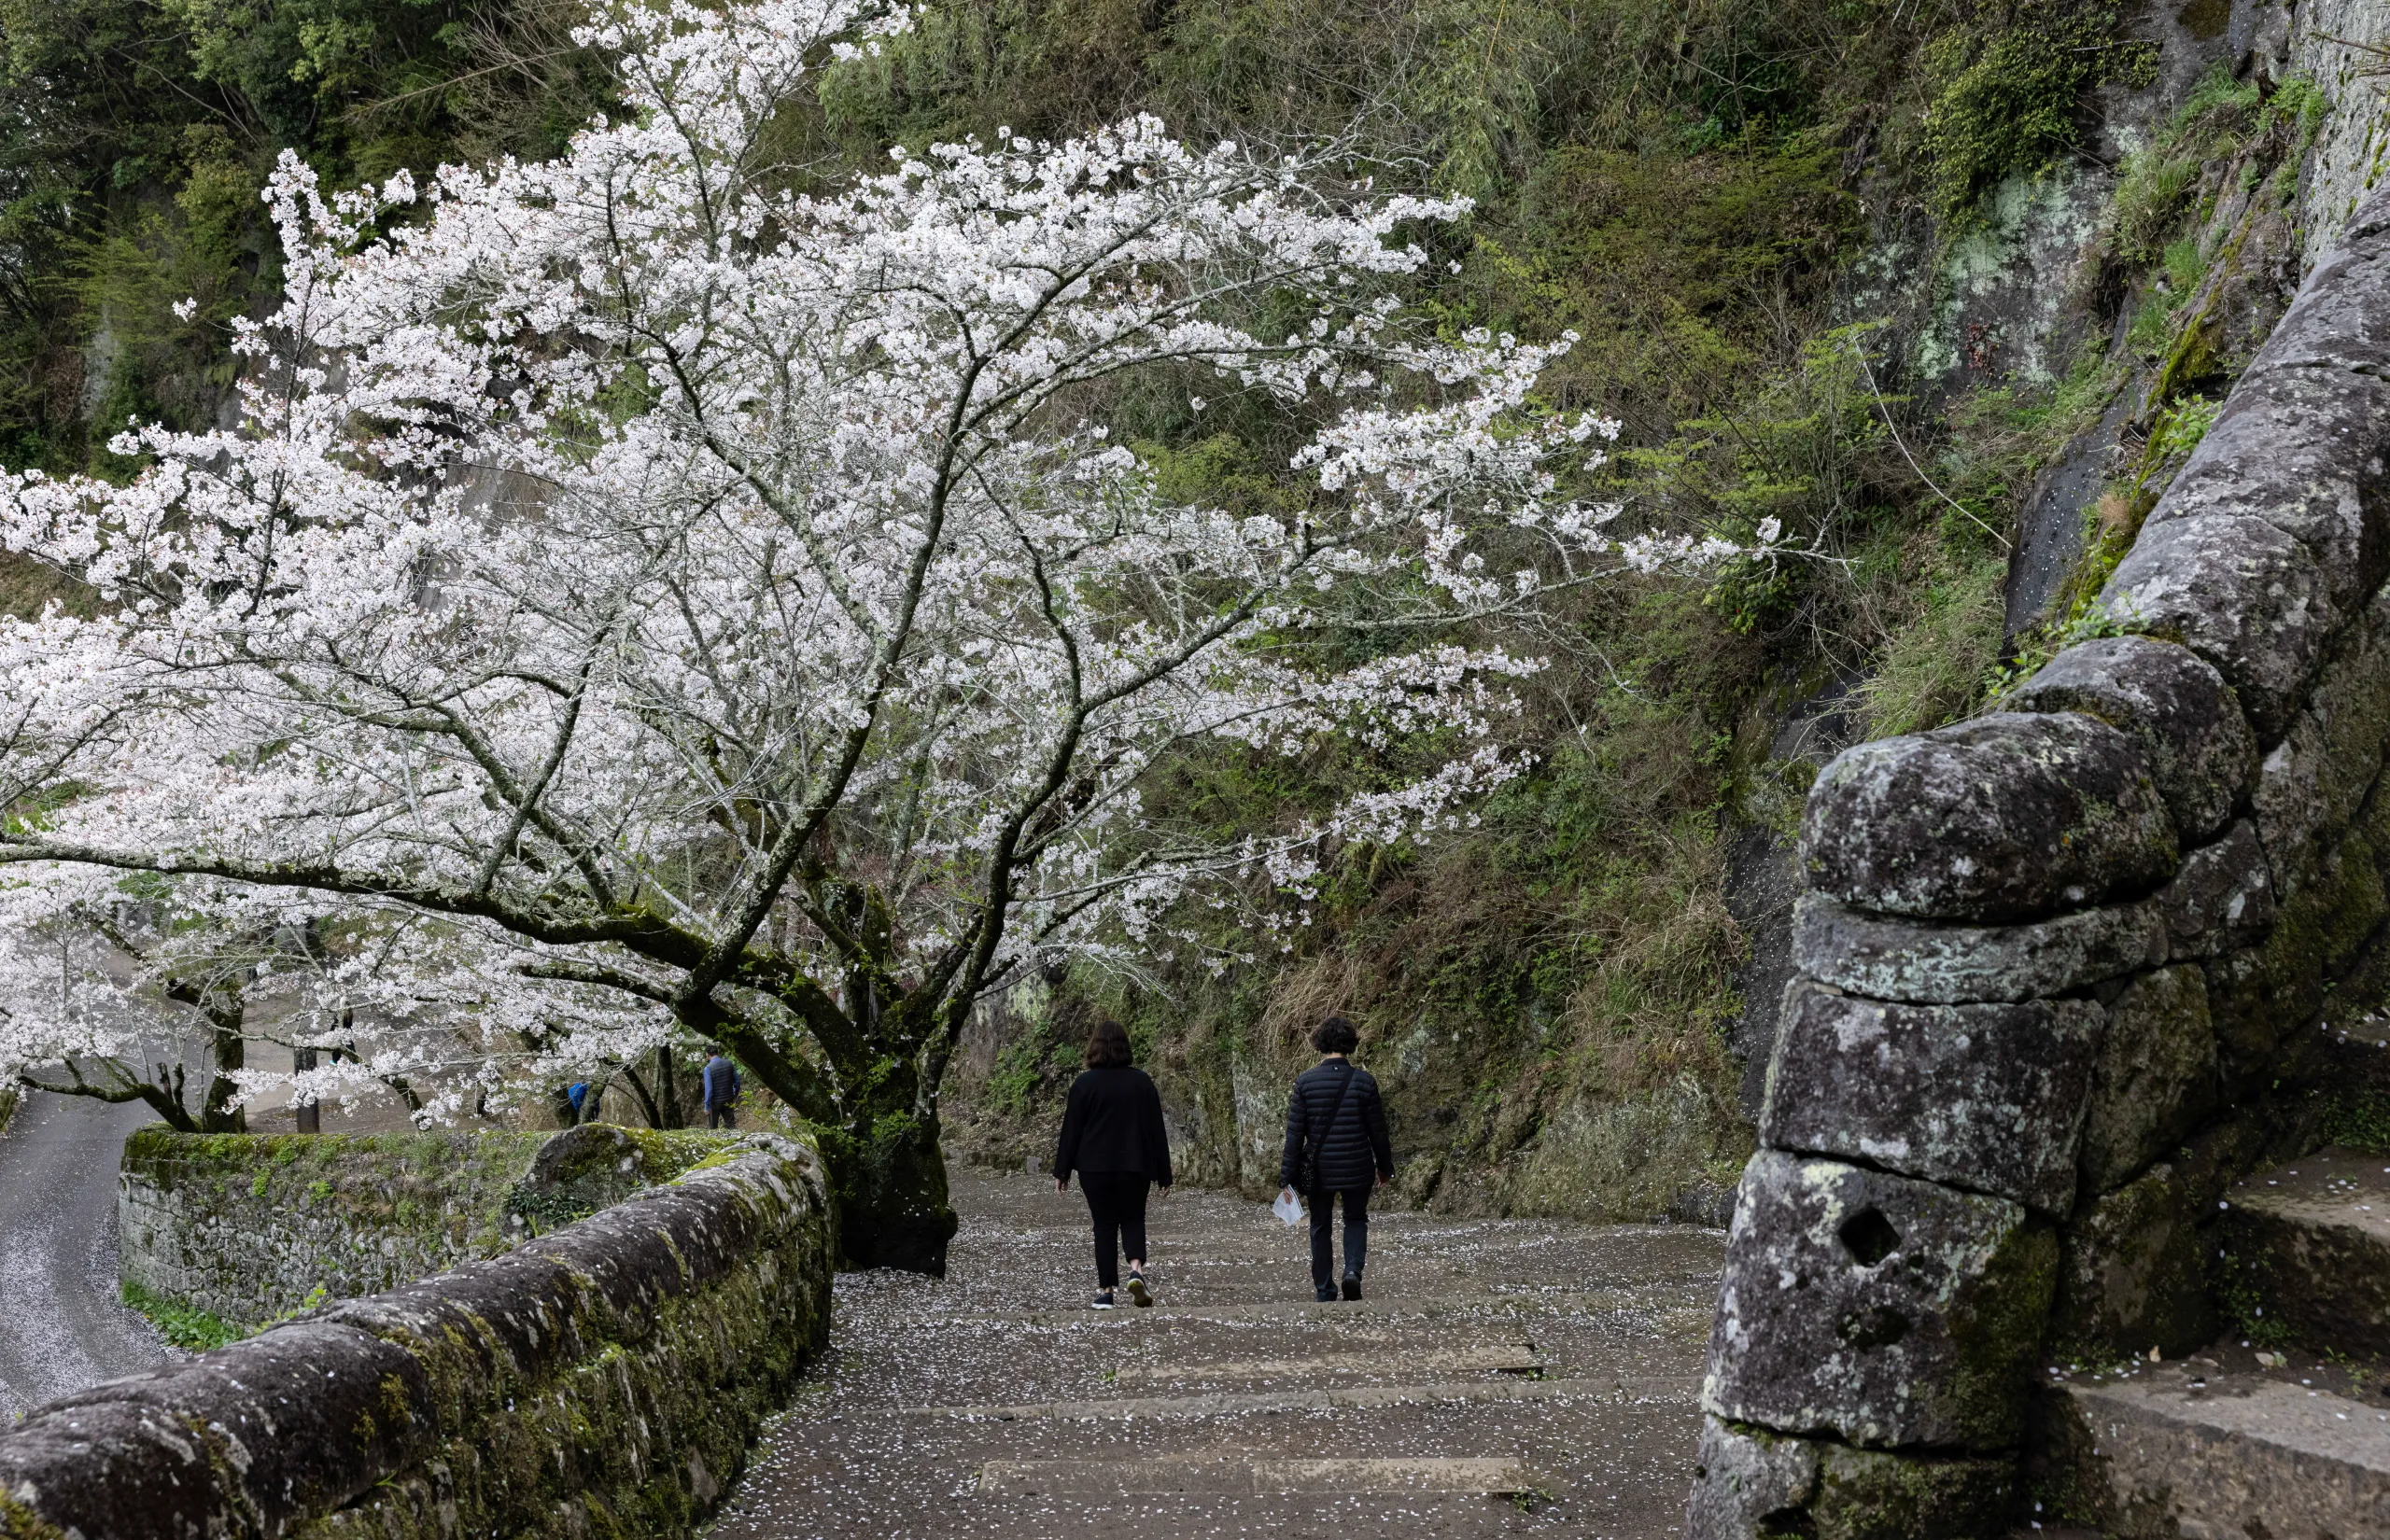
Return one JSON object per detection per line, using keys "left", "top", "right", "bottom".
{"left": 1685, "top": 105, "right": 2390, "bottom": 1540}
{"left": 119, "top": 1123, "right": 729, "bottom": 1331}
{"left": 0, "top": 1131, "right": 835, "bottom": 1540}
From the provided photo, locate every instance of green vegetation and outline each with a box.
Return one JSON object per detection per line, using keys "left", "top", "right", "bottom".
{"left": 121, "top": 1279, "right": 245, "bottom": 1350}
{"left": 1917, "top": 0, "right": 2154, "bottom": 222}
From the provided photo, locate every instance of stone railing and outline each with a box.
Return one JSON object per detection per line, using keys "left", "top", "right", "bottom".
{"left": 0, "top": 1132, "right": 835, "bottom": 1540}
{"left": 120, "top": 1123, "right": 731, "bottom": 1331}
{"left": 1684, "top": 179, "right": 2390, "bottom": 1535}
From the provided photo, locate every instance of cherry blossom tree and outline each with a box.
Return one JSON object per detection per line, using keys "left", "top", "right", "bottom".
{"left": 0, "top": 0, "right": 1748, "bottom": 1270}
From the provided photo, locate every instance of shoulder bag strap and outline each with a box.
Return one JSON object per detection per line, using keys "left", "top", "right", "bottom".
{"left": 1303, "top": 1066, "right": 1359, "bottom": 1192}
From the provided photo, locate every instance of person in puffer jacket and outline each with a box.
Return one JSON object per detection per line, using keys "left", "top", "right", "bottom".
{"left": 1278, "top": 1015, "right": 1394, "bottom": 1301}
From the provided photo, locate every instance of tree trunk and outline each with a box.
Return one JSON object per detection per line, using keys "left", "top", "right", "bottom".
{"left": 653, "top": 1044, "right": 683, "bottom": 1128}
{"left": 819, "top": 1106, "right": 959, "bottom": 1275}
{"left": 201, "top": 1006, "right": 246, "bottom": 1133}
{"left": 293, "top": 1045, "right": 320, "bottom": 1133}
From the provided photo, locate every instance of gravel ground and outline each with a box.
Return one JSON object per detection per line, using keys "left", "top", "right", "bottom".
{"left": 710, "top": 1167, "right": 1726, "bottom": 1539}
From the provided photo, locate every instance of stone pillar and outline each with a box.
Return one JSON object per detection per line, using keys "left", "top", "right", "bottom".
{"left": 1689, "top": 640, "right": 2259, "bottom": 1537}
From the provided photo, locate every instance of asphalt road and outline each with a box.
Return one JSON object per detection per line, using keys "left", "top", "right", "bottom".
{"left": 0, "top": 1086, "right": 169, "bottom": 1425}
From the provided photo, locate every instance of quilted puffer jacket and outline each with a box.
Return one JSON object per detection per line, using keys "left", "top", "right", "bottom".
{"left": 1279, "top": 1059, "right": 1393, "bottom": 1192}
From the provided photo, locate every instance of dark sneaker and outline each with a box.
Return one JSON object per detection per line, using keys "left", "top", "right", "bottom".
{"left": 1092, "top": 1290, "right": 1115, "bottom": 1309}
{"left": 1314, "top": 1284, "right": 1338, "bottom": 1302}
{"left": 1125, "top": 1273, "right": 1152, "bottom": 1308}
{"left": 1341, "top": 1275, "right": 1363, "bottom": 1301}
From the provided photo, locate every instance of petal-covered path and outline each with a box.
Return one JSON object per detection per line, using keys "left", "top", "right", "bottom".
{"left": 0, "top": 1088, "right": 169, "bottom": 1424}
{"left": 710, "top": 1166, "right": 1725, "bottom": 1539}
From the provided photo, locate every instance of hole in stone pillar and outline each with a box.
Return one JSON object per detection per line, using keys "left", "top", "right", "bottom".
{"left": 1835, "top": 1304, "right": 1912, "bottom": 1350}
{"left": 1837, "top": 1205, "right": 1900, "bottom": 1267}
{"left": 1757, "top": 1508, "right": 1817, "bottom": 1538}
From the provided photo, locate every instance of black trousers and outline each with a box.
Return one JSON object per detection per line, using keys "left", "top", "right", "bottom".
{"left": 1307, "top": 1184, "right": 1371, "bottom": 1288}
{"left": 707, "top": 1107, "right": 736, "bottom": 1129}
{"left": 1080, "top": 1171, "right": 1150, "bottom": 1289}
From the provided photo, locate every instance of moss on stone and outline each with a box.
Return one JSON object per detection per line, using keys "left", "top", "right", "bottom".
{"left": 1942, "top": 1217, "right": 2060, "bottom": 1445}
{"left": 1811, "top": 1444, "right": 2016, "bottom": 1540}
{"left": 0, "top": 1489, "right": 69, "bottom": 1540}
{"left": 2319, "top": 1086, "right": 2390, "bottom": 1151}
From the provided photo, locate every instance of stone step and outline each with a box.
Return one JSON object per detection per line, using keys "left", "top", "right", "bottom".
{"left": 1109, "top": 1342, "right": 1540, "bottom": 1383}
{"left": 929, "top": 1284, "right": 1708, "bottom": 1325}
{"left": 977, "top": 1454, "right": 1537, "bottom": 1496}
{"left": 904, "top": 1372, "right": 1697, "bottom": 1421}
{"left": 2047, "top": 1361, "right": 2390, "bottom": 1538}
{"left": 2219, "top": 1145, "right": 2390, "bottom": 1356}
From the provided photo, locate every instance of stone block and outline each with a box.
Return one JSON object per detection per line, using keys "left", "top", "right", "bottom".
{"left": 2246, "top": 235, "right": 2390, "bottom": 371}
{"left": 1683, "top": 1416, "right": 1816, "bottom": 1539}
{"left": 1684, "top": 1421, "right": 2017, "bottom": 1540}
{"left": 2101, "top": 512, "right": 2336, "bottom": 744}
{"left": 2080, "top": 966, "right": 2216, "bottom": 1196}
{"left": 2004, "top": 636, "right": 2256, "bottom": 843}
{"left": 2204, "top": 833, "right": 2388, "bottom": 1071}
{"left": 2144, "top": 366, "right": 2390, "bottom": 613}
{"left": 2218, "top": 1147, "right": 2390, "bottom": 1359}
{"left": 1762, "top": 983, "right": 2102, "bottom": 1215}
{"left": 1801, "top": 712, "right": 2178, "bottom": 924}
{"left": 2250, "top": 589, "right": 2390, "bottom": 897}
{"left": 1702, "top": 1151, "right": 2057, "bottom": 1450}
{"left": 2049, "top": 1365, "right": 2390, "bottom": 1540}
{"left": 1792, "top": 891, "right": 2162, "bottom": 1004}
{"left": 2157, "top": 820, "right": 2276, "bottom": 959}
{"left": 2052, "top": 1165, "right": 2214, "bottom": 1358}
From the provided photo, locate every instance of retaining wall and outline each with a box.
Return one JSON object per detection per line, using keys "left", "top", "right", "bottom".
{"left": 1685, "top": 131, "right": 2390, "bottom": 1540}
{"left": 0, "top": 1131, "right": 836, "bottom": 1540}
{"left": 119, "top": 1124, "right": 727, "bottom": 1331}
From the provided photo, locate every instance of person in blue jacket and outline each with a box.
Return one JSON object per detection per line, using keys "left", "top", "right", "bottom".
{"left": 702, "top": 1052, "right": 741, "bottom": 1129}
{"left": 1054, "top": 1019, "right": 1173, "bottom": 1308}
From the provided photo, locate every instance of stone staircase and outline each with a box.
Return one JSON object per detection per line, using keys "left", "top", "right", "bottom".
{"left": 2037, "top": 1151, "right": 2390, "bottom": 1538}
{"left": 706, "top": 1167, "right": 1726, "bottom": 1538}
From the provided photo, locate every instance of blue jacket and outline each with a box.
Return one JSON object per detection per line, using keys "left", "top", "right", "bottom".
{"left": 701, "top": 1057, "right": 740, "bottom": 1111}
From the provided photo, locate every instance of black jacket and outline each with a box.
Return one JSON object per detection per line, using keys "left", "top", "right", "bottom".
{"left": 1055, "top": 1066, "right": 1173, "bottom": 1185}
{"left": 1280, "top": 1058, "right": 1393, "bottom": 1192}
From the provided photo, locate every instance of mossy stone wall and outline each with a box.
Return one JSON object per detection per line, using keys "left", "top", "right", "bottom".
{"left": 119, "top": 1124, "right": 731, "bottom": 1333}
{"left": 0, "top": 1132, "right": 835, "bottom": 1540}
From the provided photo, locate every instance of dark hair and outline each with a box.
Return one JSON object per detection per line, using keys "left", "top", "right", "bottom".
{"left": 1312, "top": 1015, "right": 1359, "bottom": 1056}
{"left": 1085, "top": 1018, "right": 1133, "bottom": 1069}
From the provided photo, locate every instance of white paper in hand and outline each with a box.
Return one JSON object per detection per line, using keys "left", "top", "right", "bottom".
{"left": 1272, "top": 1189, "right": 1304, "bottom": 1226}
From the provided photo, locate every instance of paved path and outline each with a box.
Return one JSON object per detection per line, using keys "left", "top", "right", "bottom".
{"left": 712, "top": 1168, "right": 1725, "bottom": 1538}
{"left": 0, "top": 1088, "right": 169, "bottom": 1424}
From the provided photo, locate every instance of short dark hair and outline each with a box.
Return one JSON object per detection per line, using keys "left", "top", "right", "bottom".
{"left": 1312, "top": 1015, "right": 1359, "bottom": 1055}
{"left": 1085, "top": 1018, "right": 1133, "bottom": 1069}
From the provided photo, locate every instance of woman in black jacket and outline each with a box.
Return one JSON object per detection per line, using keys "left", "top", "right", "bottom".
{"left": 1054, "top": 1019, "right": 1173, "bottom": 1308}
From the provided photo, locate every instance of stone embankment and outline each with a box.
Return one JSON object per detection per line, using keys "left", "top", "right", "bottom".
{"left": 1684, "top": 99, "right": 2390, "bottom": 1540}
{"left": 120, "top": 1122, "right": 730, "bottom": 1331}
{"left": 0, "top": 1132, "right": 836, "bottom": 1540}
